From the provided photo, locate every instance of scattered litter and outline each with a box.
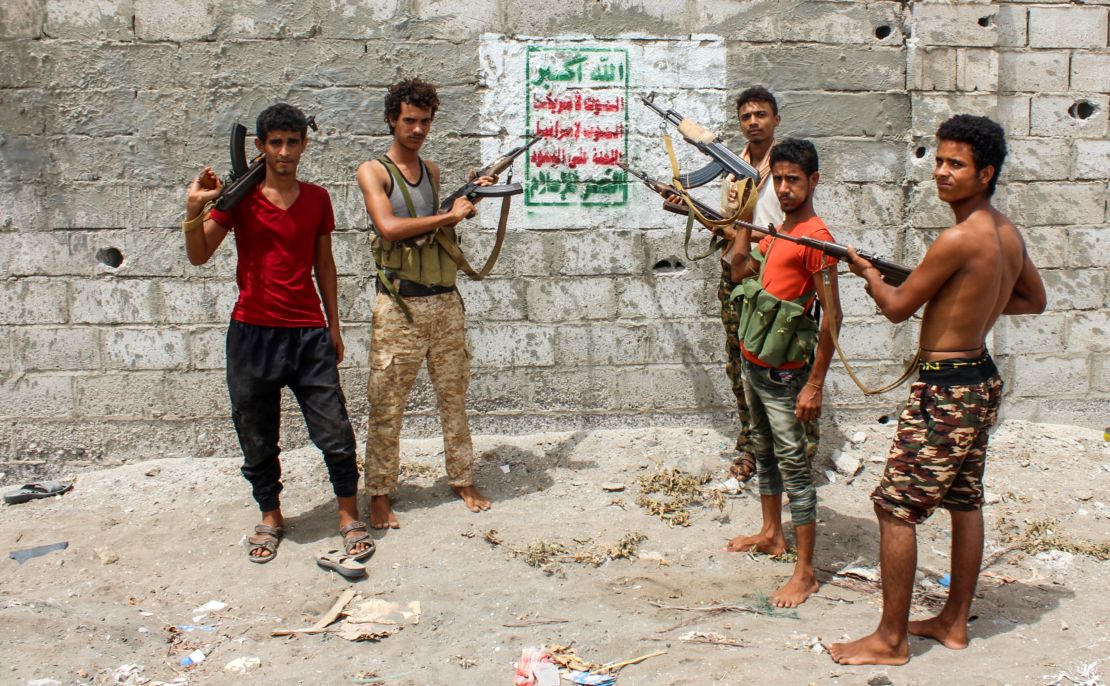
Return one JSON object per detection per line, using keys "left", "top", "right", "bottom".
{"left": 650, "top": 595, "right": 799, "bottom": 620}
{"left": 547, "top": 645, "right": 666, "bottom": 680}
{"left": 501, "top": 464, "right": 512, "bottom": 474}
{"left": 3, "top": 481, "right": 72, "bottom": 505}
{"left": 26, "top": 679, "right": 62, "bottom": 686}
{"left": 601, "top": 482, "right": 625, "bottom": 492}
{"left": 95, "top": 546, "right": 120, "bottom": 565}
{"left": 454, "top": 655, "right": 478, "bottom": 669}
{"left": 719, "top": 477, "right": 741, "bottom": 494}
{"left": 193, "top": 600, "right": 227, "bottom": 613}
{"left": 824, "top": 469, "right": 837, "bottom": 484}
{"left": 1061, "top": 621, "right": 1069, "bottom": 631}
{"left": 223, "top": 656, "right": 261, "bottom": 674}
{"left": 678, "top": 630, "right": 746, "bottom": 648}
{"left": 345, "top": 598, "right": 421, "bottom": 626}
{"left": 179, "top": 649, "right": 206, "bottom": 667}
{"left": 502, "top": 614, "right": 569, "bottom": 628}
{"left": 637, "top": 467, "right": 722, "bottom": 527}
{"left": 272, "top": 592, "right": 418, "bottom": 643}
{"left": 354, "top": 671, "right": 415, "bottom": 684}
{"left": 514, "top": 647, "right": 559, "bottom": 686}
{"left": 174, "top": 625, "right": 216, "bottom": 632}
{"left": 1041, "top": 661, "right": 1102, "bottom": 686}
{"left": 564, "top": 672, "right": 617, "bottom": 685}
{"left": 9, "top": 541, "right": 68, "bottom": 564}
{"left": 836, "top": 561, "right": 881, "bottom": 583}
{"left": 937, "top": 573, "right": 951, "bottom": 588}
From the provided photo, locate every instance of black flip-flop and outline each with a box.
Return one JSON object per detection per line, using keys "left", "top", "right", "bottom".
{"left": 315, "top": 549, "right": 367, "bottom": 579}
{"left": 4, "top": 481, "right": 73, "bottom": 505}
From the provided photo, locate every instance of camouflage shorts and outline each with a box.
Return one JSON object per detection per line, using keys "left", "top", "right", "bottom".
{"left": 871, "top": 369, "right": 1003, "bottom": 525}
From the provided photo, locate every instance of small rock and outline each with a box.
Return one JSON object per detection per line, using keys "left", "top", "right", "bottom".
{"left": 601, "top": 482, "right": 625, "bottom": 492}
{"left": 832, "top": 450, "right": 861, "bottom": 477}
{"left": 984, "top": 491, "right": 1001, "bottom": 505}
{"left": 144, "top": 467, "right": 161, "bottom": 477}
{"left": 1060, "top": 621, "right": 1069, "bottom": 631}
{"left": 867, "top": 675, "right": 893, "bottom": 686}
{"left": 224, "top": 656, "right": 261, "bottom": 674}
{"left": 95, "top": 547, "right": 119, "bottom": 565}
{"left": 1075, "top": 491, "right": 1093, "bottom": 502}
{"left": 850, "top": 431, "right": 868, "bottom": 445}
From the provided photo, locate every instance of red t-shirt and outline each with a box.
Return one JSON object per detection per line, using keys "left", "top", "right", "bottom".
{"left": 209, "top": 182, "right": 334, "bottom": 327}
{"left": 742, "top": 215, "right": 837, "bottom": 368}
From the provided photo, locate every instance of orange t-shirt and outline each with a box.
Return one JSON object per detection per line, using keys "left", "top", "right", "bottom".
{"left": 742, "top": 215, "right": 837, "bottom": 369}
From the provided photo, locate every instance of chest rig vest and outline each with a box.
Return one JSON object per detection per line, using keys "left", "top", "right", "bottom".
{"left": 370, "top": 155, "right": 458, "bottom": 289}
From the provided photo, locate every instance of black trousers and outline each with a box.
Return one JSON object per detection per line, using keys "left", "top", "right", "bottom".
{"left": 226, "top": 320, "right": 359, "bottom": 512}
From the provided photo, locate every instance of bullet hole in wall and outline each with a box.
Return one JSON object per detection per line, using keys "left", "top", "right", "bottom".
{"left": 915, "top": 146, "right": 927, "bottom": 159}
{"left": 1068, "top": 100, "right": 1096, "bottom": 120}
{"left": 97, "top": 247, "right": 123, "bottom": 268}
{"left": 652, "top": 258, "right": 686, "bottom": 273}
{"left": 978, "top": 15, "right": 992, "bottom": 28}
{"left": 874, "top": 25, "right": 892, "bottom": 40}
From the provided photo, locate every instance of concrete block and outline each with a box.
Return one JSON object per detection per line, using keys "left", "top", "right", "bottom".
{"left": 317, "top": 0, "right": 403, "bottom": 39}
{"left": 525, "top": 277, "right": 617, "bottom": 322}
{"left": 998, "top": 50, "right": 1068, "bottom": 93}
{"left": 190, "top": 326, "right": 227, "bottom": 370}
{"left": 467, "top": 368, "right": 529, "bottom": 413}
{"left": 559, "top": 230, "right": 640, "bottom": 276}
{"left": 650, "top": 365, "right": 722, "bottom": 411}
{"left": 46, "top": 88, "right": 138, "bottom": 137}
{"left": 4, "top": 231, "right": 83, "bottom": 276}
{"left": 781, "top": 92, "right": 910, "bottom": 138}
{"left": 1007, "top": 182, "right": 1106, "bottom": 227}
{"left": 1042, "top": 268, "right": 1107, "bottom": 311}
{"left": 103, "top": 327, "right": 189, "bottom": 370}
{"left": 102, "top": 419, "right": 197, "bottom": 460}
{"left": 0, "top": 183, "right": 46, "bottom": 231}
{"left": 955, "top": 48, "right": 997, "bottom": 93}
{"left": 995, "top": 5, "right": 1027, "bottom": 47}
{"left": 728, "top": 45, "right": 904, "bottom": 92}
{"left": 837, "top": 318, "right": 904, "bottom": 359}
{"left": 159, "top": 280, "right": 212, "bottom": 323}
{"left": 162, "top": 371, "right": 229, "bottom": 419}
{"left": 44, "top": 0, "right": 132, "bottom": 40}
{"left": 1028, "top": 6, "right": 1108, "bottom": 49}
{"left": 646, "top": 320, "right": 721, "bottom": 365}
{"left": 41, "top": 42, "right": 177, "bottom": 91}
{"left": 466, "top": 323, "right": 555, "bottom": 368}
{"left": 819, "top": 139, "right": 906, "bottom": 183}
{"left": 410, "top": 0, "right": 499, "bottom": 40}
{"left": 780, "top": 1, "right": 905, "bottom": 46}
{"left": 1001, "top": 137, "right": 1071, "bottom": 182}
{"left": 526, "top": 367, "right": 609, "bottom": 413}
{"left": 698, "top": 1, "right": 781, "bottom": 42}
{"left": 457, "top": 279, "right": 527, "bottom": 321}
{"left": 617, "top": 276, "right": 713, "bottom": 320}
{"left": 76, "top": 372, "right": 166, "bottom": 418}
{"left": 909, "top": 47, "right": 957, "bottom": 91}
{"left": 71, "top": 279, "right": 159, "bottom": 324}
{"left": 1068, "top": 226, "right": 1110, "bottom": 267}
{"left": 608, "top": 366, "right": 654, "bottom": 411}
{"left": 1074, "top": 140, "right": 1110, "bottom": 182}
{"left": 1020, "top": 227, "right": 1067, "bottom": 269}
{"left": 0, "top": 280, "right": 68, "bottom": 324}
{"left": 1010, "top": 354, "right": 1089, "bottom": 397}
{"left": 0, "top": 374, "right": 74, "bottom": 418}
{"left": 1069, "top": 310, "right": 1110, "bottom": 352}
{"left": 991, "top": 313, "right": 1067, "bottom": 355}
{"left": 134, "top": 0, "right": 215, "bottom": 41}
{"left": 1031, "top": 94, "right": 1109, "bottom": 138}
{"left": 47, "top": 183, "right": 181, "bottom": 230}
{"left": 997, "top": 95, "right": 1031, "bottom": 137}
{"left": 1072, "top": 52, "right": 1110, "bottom": 92}
{"left": 218, "top": 0, "right": 317, "bottom": 39}
{"left": 554, "top": 322, "right": 650, "bottom": 366}
{"left": 50, "top": 135, "right": 186, "bottom": 186}
{"left": 911, "top": 93, "right": 997, "bottom": 137}
{"left": 0, "top": 88, "right": 47, "bottom": 135}
{"left": 0, "top": 135, "right": 49, "bottom": 184}
{"left": 0, "top": 0, "right": 44, "bottom": 38}
{"left": 341, "top": 278, "right": 376, "bottom": 322}
{"left": 14, "top": 327, "right": 100, "bottom": 371}
{"left": 70, "top": 229, "right": 189, "bottom": 278}
{"left": 912, "top": 3, "right": 997, "bottom": 47}
{"left": 907, "top": 186, "right": 952, "bottom": 230}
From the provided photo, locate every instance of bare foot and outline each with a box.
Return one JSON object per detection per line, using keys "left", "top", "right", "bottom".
{"left": 724, "top": 531, "right": 786, "bottom": 554}
{"left": 908, "top": 615, "right": 968, "bottom": 650}
{"left": 770, "top": 573, "right": 819, "bottom": 608}
{"left": 828, "top": 632, "right": 909, "bottom": 666}
{"left": 453, "top": 485, "right": 491, "bottom": 513}
{"left": 369, "top": 495, "right": 400, "bottom": 529}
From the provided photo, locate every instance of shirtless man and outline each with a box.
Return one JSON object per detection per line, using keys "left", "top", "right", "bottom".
{"left": 830, "top": 114, "right": 1046, "bottom": 665}
{"left": 357, "top": 78, "right": 494, "bottom": 529}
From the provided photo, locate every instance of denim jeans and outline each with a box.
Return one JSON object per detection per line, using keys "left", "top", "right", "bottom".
{"left": 741, "top": 358, "right": 817, "bottom": 525}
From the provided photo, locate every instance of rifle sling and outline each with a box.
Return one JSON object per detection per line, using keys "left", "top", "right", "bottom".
{"left": 820, "top": 269, "right": 918, "bottom": 395}
{"left": 433, "top": 194, "right": 511, "bottom": 281}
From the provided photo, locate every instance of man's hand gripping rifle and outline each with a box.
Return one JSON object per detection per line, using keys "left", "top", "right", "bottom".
{"left": 216, "top": 116, "right": 318, "bottom": 212}
{"left": 622, "top": 162, "right": 911, "bottom": 285}
{"left": 425, "top": 135, "right": 544, "bottom": 281}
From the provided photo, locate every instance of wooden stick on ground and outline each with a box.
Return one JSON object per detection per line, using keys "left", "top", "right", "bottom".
{"left": 272, "top": 588, "right": 356, "bottom": 637}
{"left": 588, "top": 649, "right": 667, "bottom": 675}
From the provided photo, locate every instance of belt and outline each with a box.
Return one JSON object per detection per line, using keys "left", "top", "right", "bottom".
{"left": 375, "top": 275, "right": 456, "bottom": 298}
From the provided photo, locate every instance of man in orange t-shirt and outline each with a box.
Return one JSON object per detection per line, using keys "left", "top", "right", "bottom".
{"left": 724, "top": 138, "right": 842, "bottom": 609}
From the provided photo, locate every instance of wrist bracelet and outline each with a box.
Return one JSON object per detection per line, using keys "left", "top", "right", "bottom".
{"left": 806, "top": 381, "right": 823, "bottom": 390}
{"left": 182, "top": 213, "right": 205, "bottom": 233}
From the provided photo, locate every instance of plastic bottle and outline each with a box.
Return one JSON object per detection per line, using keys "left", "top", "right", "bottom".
{"left": 180, "top": 649, "right": 206, "bottom": 667}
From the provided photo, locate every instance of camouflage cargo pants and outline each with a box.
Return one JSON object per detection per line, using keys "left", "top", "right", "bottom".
{"left": 719, "top": 264, "right": 819, "bottom": 464}
{"left": 364, "top": 291, "right": 475, "bottom": 496}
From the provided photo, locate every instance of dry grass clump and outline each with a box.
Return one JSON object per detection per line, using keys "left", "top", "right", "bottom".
{"left": 1020, "top": 518, "right": 1109, "bottom": 561}
{"left": 636, "top": 467, "right": 724, "bottom": 526}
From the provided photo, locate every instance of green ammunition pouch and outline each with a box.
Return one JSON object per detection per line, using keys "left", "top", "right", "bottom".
{"left": 729, "top": 241, "right": 820, "bottom": 368}
{"left": 370, "top": 156, "right": 458, "bottom": 289}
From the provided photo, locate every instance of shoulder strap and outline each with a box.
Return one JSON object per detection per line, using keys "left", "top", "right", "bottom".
{"left": 378, "top": 156, "right": 417, "bottom": 218}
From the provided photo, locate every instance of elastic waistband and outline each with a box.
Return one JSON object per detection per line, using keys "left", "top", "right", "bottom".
{"left": 376, "top": 276, "right": 456, "bottom": 298}
{"left": 918, "top": 351, "right": 999, "bottom": 385}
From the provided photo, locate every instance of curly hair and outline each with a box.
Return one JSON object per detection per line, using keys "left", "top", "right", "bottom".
{"left": 936, "top": 114, "right": 1007, "bottom": 196}
{"left": 255, "top": 102, "right": 309, "bottom": 142}
{"left": 735, "top": 86, "right": 778, "bottom": 116}
{"left": 384, "top": 78, "right": 440, "bottom": 133}
{"left": 770, "top": 137, "right": 819, "bottom": 177}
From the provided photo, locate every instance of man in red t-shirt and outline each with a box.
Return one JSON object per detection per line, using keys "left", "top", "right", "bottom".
{"left": 724, "top": 138, "right": 842, "bottom": 608}
{"left": 182, "top": 103, "right": 371, "bottom": 568}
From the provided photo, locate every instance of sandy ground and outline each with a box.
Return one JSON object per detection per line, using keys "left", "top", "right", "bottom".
{"left": 1, "top": 419, "right": 1108, "bottom": 686}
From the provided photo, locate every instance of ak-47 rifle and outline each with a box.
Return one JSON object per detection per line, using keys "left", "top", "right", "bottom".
{"left": 214, "top": 116, "right": 318, "bottom": 212}
{"left": 621, "top": 162, "right": 912, "bottom": 285}
{"left": 639, "top": 92, "right": 760, "bottom": 188}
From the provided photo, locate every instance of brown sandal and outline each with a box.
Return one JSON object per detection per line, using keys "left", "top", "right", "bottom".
{"left": 340, "top": 521, "right": 375, "bottom": 562}
{"left": 247, "top": 524, "right": 283, "bottom": 563}
{"left": 730, "top": 452, "right": 757, "bottom": 483}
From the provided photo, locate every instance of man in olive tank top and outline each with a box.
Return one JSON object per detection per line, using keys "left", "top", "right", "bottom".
{"left": 356, "top": 78, "right": 496, "bottom": 529}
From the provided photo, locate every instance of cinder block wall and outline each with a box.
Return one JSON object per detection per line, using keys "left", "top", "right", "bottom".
{"left": 1, "top": 0, "right": 1106, "bottom": 474}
